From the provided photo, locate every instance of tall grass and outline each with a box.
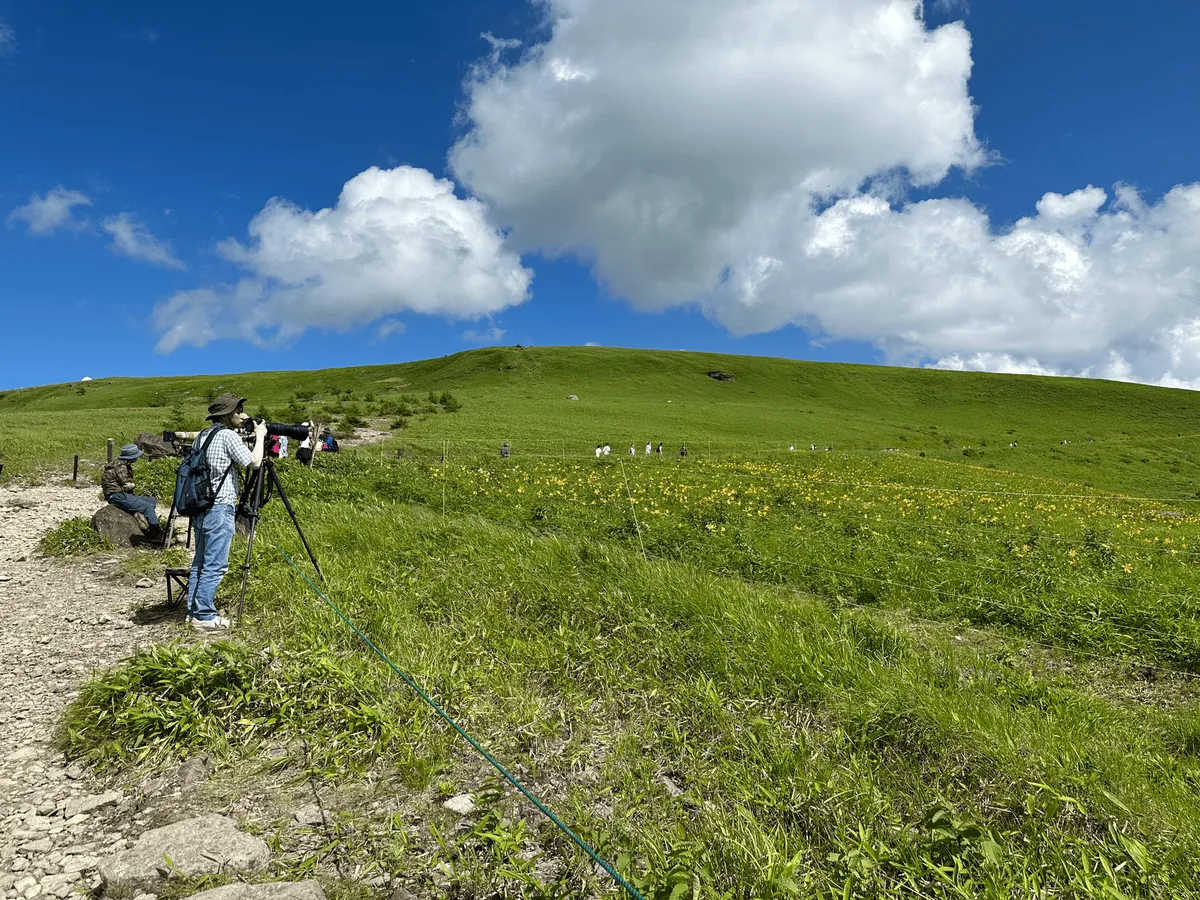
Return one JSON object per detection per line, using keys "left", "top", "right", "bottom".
{"left": 65, "top": 500, "right": 1200, "bottom": 897}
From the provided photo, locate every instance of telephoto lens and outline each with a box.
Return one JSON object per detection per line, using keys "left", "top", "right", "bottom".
{"left": 242, "top": 419, "right": 312, "bottom": 442}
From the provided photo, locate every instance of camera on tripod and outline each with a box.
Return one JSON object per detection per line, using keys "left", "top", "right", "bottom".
{"left": 239, "top": 418, "right": 312, "bottom": 443}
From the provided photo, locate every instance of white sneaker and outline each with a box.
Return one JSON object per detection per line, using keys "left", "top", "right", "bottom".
{"left": 191, "top": 615, "right": 232, "bottom": 631}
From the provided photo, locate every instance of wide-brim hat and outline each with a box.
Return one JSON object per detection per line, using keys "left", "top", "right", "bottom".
{"left": 206, "top": 392, "right": 248, "bottom": 420}
{"left": 118, "top": 444, "right": 143, "bottom": 461}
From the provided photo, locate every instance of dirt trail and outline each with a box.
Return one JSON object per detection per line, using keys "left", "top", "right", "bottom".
{"left": 0, "top": 481, "right": 179, "bottom": 898}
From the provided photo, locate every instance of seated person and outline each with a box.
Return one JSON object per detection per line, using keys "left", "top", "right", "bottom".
{"left": 320, "top": 429, "right": 340, "bottom": 453}
{"left": 101, "top": 444, "right": 162, "bottom": 539}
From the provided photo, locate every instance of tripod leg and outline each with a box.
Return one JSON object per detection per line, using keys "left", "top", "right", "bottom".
{"left": 268, "top": 464, "right": 323, "bottom": 580}
{"left": 235, "top": 466, "right": 265, "bottom": 622}
{"left": 162, "top": 500, "right": 177, "bottom": 550}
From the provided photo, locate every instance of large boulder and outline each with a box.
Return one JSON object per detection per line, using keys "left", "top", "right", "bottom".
{"left": 136, "top": 431, "right": 181, "bottom": 459}
{"left": 190, "top": 883, "right": 325, "bottom": 900}
{"left": 99, "top": 814, "right": 270, "bottom": 889}
{"left": 91, "top": 504, "right": 147, "bottom": 548}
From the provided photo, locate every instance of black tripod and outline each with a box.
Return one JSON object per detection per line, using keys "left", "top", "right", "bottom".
{"left": 234, "top": 457, "right": 323, "bottom": 621}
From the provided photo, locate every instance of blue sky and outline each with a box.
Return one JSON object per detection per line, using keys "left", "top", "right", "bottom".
{"left": 2, "top": 1, "right": 1198, "bottom": 391}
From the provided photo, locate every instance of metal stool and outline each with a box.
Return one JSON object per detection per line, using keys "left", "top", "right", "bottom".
{"left": 165, "top": 568, "right": 190, "bottom": 610}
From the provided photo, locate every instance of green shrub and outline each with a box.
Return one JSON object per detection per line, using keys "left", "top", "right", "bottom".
{"left": 39, "top": 518, "right": 113, "bottom": 557}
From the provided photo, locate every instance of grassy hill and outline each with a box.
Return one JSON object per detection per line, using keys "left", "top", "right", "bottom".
{"left": 16, "top": 347, "right": 1200, "bottom": 896}
{"left": 3, "top": 345, "right": 1200, "bottom": 494}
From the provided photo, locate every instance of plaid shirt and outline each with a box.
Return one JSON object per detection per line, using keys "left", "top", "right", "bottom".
{"left": 193, "top": 426, "right": 253, "bottom": 506}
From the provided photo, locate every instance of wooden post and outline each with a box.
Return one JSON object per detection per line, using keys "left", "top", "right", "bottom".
{"left": 106, "top": 439, "right": 114, "bottom": 463}
{"left": 72, "top": 455, "right": 79, "bottom": 482}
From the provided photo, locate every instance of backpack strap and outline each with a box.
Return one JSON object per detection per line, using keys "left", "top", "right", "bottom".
{"left": 198, "top": 425, "right": 237, "bottom": 496}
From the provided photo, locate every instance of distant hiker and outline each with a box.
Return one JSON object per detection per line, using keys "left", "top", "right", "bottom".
{"left": 102, "top": 444, "right": 162, "bottom": 541}
{"left": 656, "top": 442, "right": 663, "bottom": 455}
{"left": 645, "top": 442, "right": 652, "bottom": 455}
{"left": 603, "top": 443, "right": 611, "bottom": 456}
{"left": 629, "top": 445, "right": 636, "bottom": 456}
{"left": 595, "top": 444, "right": 602, "bottom": 458}
{"left": 500, "top": 442, "right": 510, "bottom": 458}
{"left": 321, "top": 429, "right": 340, "bottom": 453}
{"left": 789, "top": 444, "right": 795, "bottom": 451}
{"left": 810, "top": 444, "right": 816, "bottom": 451}
{"left": 187, "top": 392, "right": 266, "bottom": 631}
{"left": 680, "top": 445, "right": 689, "bottom": 457}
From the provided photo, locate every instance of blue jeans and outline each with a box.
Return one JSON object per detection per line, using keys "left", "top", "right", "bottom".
{"left": 187, "top": 503, "right": 236, "bottom": 621}
{"left": 106, "top": 492, "right": 160, "bottom": 527}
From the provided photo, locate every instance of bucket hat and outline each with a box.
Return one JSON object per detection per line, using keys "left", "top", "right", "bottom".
{"left": 206, "top": 392, "right": 247, "bottom": 420}
{"left": 117, "top": 444, "right": 143, "bottom": 462}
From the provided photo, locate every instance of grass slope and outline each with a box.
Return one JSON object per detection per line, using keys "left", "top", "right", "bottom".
{"left": 3, "top": 346, "right": 1200, "bottom": 494}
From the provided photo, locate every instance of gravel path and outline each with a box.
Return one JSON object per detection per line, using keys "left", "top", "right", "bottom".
{"left": 0, "top": 482, "right": 178, "bottom": 899}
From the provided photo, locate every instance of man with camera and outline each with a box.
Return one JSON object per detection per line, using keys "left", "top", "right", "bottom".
{"left": 186, "top": 392, "right": 266, "bottom": 631}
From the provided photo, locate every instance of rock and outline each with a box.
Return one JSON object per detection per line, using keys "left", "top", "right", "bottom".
{"left": 19, "top": 838, "right": 52, "bottom": 853}
{"left": 706, "top": 370, "right": 735, "bottom": 381}
{"left": 99, "top": 815, "right": 270, "bottom": 888}
{"left": 63, "top": 791, "right": 122, "bottom": 819}
{"left": 176, "top": 753, "right": 213, "bottom": 789}
{"left": 6, "top": 747, "right": 38, "bottom": 763}
{"left": 90, "top": 505, "right": 146, "bottom": 548}
{"left": 657, "top": 774, "right": 684, "bottom": 797}
{"left": 389, "top": 887, "right": 418, "bottom": 900}
{"left": 60, "top": 856, "right": 100, "bottom": 874}
{"left": 291, "top": 804, "right": 330, "bottom": 827}
{"left": 441, "top": 794, "right": 475, "bottom": 816}
{"left": 135, "top": 433, "right": 180, "bottom": 460}
{"left": 135, "top": 577, "right": 154, "bottom": 589}
{"left": 188, "top": 882, "right": 325, "bottom": 900}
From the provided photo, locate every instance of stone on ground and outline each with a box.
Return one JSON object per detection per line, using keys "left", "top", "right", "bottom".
{"left": 442, "top": 794, "right": 475, "bottom": 815}
{"left": 98, "top": 814, "right": 270, "bottom": 888}
{"left": 189, "top": 882, "right": 326, "bottom": 900}
{"left": 90, "top": 504, "right": 146, "bottom": 548}
{"left": 135, "top": 432, "right": 180, "bottom": 460}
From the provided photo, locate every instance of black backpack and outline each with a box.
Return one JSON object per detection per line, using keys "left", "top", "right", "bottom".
{"left": 173, "top": 426, "right": 235, "bottom": 517}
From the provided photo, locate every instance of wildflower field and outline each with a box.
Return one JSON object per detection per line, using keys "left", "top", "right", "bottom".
{"left": 12, "top": 347, "right": 1200, "bottom": 898}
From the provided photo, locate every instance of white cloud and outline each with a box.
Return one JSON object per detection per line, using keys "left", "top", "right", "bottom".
{"left": 462, "top": 324, "right": 506, "bottom": 343}
{"left": 452, "top": 0, "right": 984, "bottom": 305}
{"left": 707, "top": 183, "right": 1200, "bottom": 387}
{"left": 450, "top": 0, "right": 1200, "bottom": 387}
{"left": 154, "top": 165, "right": 532, "bottom": 352}
{"left": 6, "top": 187, "right": 92, "bottom": 235}
{"left": 0, "top": 20, "right": 15, "bottom": 57}
{"left": 374, "top": 318, "right": 407, "bottom": 341}
{"left": 102, "top": 213, "right": 185, "bottom": 269}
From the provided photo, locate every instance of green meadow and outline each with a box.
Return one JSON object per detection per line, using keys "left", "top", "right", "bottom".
{"left": 9, "top": 346, "right": 1200, "bottom": 898}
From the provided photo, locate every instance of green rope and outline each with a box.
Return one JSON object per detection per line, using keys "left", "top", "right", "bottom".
{"left": 269, "top": 540, "right": 647, "bottom": 900}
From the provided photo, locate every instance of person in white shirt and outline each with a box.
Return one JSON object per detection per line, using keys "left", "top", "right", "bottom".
{"left": 645, "top": 443, "right": 652, "bottom": 455}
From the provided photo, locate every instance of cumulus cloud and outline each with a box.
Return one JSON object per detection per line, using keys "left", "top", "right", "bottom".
{"left": 154, "top": 165, "right": 532, "bottom": 352}
{"left": 102, "top": 213, "right": 185, "bottom": 269}
{"left": 708, "top": 183, "right": 1200, "bottom": 386}
{"left": 6, "top": 187, "right": 92, "bottom": 235}
{"left": 452, "top": 0, "right": 984, "bottom": 304}
{"left": 450, "top": 0, "right": 1200, "bottom": 387}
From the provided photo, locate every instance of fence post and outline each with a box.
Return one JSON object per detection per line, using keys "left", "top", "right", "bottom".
{"left": 73, "top": 455, "right": 79, "bottom": 482}
{"left": 106, "top": 439, "right": 114, "bottom": 463}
